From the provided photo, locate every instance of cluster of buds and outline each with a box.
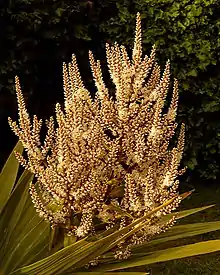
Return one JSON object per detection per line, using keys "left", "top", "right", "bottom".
{"left": 9, "top": 13, "right": 186, "bottom": 259}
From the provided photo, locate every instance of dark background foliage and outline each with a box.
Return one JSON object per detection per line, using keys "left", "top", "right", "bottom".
{"left": 0, "top": 0, "right": 219, "bottom": 184}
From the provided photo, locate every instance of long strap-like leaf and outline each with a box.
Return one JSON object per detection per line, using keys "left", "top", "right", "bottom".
{"left": 133, "top": 221, "right": 220, "bottom": 252}
{"left": 0, "top": 141, "right": 23, "bottom": 213}
{"left": 0, "top": 170, "right": 33, "bottom": 252}
{"left": 0, "top": 168, "right": 50, "bottom": 275}
{"left": 11, "top": 195, "right": 179, "bottom": 275}
{"left": 91, "top": 239, "right": 220, "bottom": 272}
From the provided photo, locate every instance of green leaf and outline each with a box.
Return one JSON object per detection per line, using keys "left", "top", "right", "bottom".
{"left": 0, "top": 170, "right": 34, "bottom": 252}
{"left": 12, "top": 196, "right": 178, "bottom": 275}
{"left": 49, "top": 227, "right": 65, "bottom": 254}
{"left": 161, "top": 204, "right": 215, "bottom": 223}
{"left": 93, "top": 240, "right": 220, "bottom": 271}
{"left": 177, "top": 21, "right": 186, "bottom": 30}
{"left": 182, "top": 82, "right": 189, "bottom": 90}
{"left": 64, "top": 234, "right": 77, "bottom": 247}
{"left": 68, "top": 195, "right": 182, "bottom": 271}
{"left": 98, "top": 205, "right": 216, "bottom": 261}
{"left": 107, "top": 203, "right": 134, "bottom": 220}
{"left": 178, "top": 190, "right": 194, "bottom": 200}
{"left": 187, "top": 69, "right": 198, "bottom": 77}
{"left": 70, "top": 273, "right": 148, "bottom": 275}
{"left": 55, "top": 8, "right": 64, "bottom": 17}
{"left": 49, "top": 227, "right": 56, "bottom": 252}
{"left": 133, "top": 221, "right": 220, "bottom": 252}
{"left": 0, "top": 169, "right": 50, "bottom": 274}
{"left": 11, "top": 237, "right": 89, "bottom": 275}
{"left": 5, "top": 218, "right": 49, "bottom": 271}
{"left": 0, "top": 141, "right": 23, "bottom": 212}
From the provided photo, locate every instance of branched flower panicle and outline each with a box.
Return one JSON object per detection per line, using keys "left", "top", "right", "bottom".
{"left": 9, "top": 12, "right": 186, "bottom": 260}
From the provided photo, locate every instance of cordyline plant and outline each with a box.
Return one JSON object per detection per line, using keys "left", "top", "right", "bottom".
{"left": 1, "top": 13, "right": 220, "bottom": 275}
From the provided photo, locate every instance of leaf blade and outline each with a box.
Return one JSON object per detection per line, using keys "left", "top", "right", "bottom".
{"left": 0, "top": 170, "right": 33, "bottom": 252}
{"left": 133, "top": 221, "right": 220, "bottom": 252}
{"left": 12, "top": 195, "right": 179, "bottom": 275}
{"left": 0, "top": 141, "right": 23, "bottom": 212}
{"left": 93, "top": 239, "right": 220, "bottom": 271}
{"left": 159, "top": 204, "right": 215, "bottom": 224}
{"left": 0, "top": 168, "right": 50, "bottom": 274}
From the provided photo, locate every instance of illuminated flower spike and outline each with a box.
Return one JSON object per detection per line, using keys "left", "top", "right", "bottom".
{"left": 9, "top": 12, "right": 186, "bottom": 260}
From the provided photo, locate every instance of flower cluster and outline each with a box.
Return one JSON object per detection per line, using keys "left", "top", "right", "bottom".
{"left": 9, "top": 13, "right": 185, "bottom": 259}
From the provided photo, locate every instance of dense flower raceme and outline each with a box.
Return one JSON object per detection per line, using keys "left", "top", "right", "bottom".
{"left": 9, "top": 13, "right": 186, "bottom": 259}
